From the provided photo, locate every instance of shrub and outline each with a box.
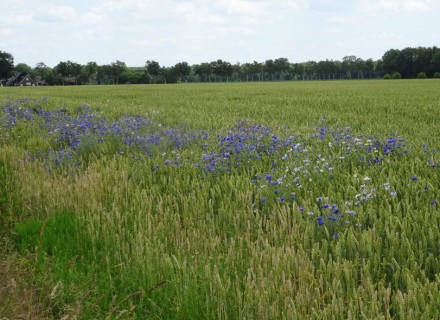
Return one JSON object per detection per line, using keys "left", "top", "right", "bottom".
{"left": 434, "top": 72, "right": 440, "bottom": 78}
{"left": 392, "top": 72, "right": 401, "bottom": 79}
{"left": 383, "top": 74, "right": 391, "bottom": 80}
{"left": 417, "top": 72, "right": 427, "bottom": 79}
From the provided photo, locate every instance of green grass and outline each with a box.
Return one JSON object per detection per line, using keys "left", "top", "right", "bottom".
{"left": 1, "top": 80, "right": 440, "bottom": 319}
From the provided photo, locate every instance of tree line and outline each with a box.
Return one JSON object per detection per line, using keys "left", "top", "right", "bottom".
{"left": 1, "top": 46, "right": 440, "bottom": 85}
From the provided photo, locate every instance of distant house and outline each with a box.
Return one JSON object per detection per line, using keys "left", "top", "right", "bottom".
{"left": 6, "top": 72, "right": 36, "bottom": 86}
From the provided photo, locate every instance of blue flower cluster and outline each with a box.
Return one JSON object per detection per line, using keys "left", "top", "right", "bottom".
{"left": 1, "top": 98, "right": 210, "bottom": 169}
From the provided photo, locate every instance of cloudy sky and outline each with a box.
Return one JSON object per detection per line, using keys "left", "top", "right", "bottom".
{"left": 1, "top": 0, "right": 439, "bottom": 67}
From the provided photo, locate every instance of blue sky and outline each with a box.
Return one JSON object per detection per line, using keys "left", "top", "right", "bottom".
{"left": 1, "top": 0, "right": 439, "bottom": 67}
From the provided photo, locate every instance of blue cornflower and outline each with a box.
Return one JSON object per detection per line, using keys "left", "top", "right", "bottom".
{"left": 279, "top": 196, "right": 285, "bottom": 202}
{"left": 430, "top": 200, "right": 436, "bottom": 206}
{"left": 411, "top": 176, "right": 418, "bottom": 181}
{"left": 316, "top": 217, "right": 324, "bottom": 226}
{"left": 261, "top": 198, "right": 267, "bottom": 203}
{"left": 387, "top": 138, "right": 396, "bottom": 144}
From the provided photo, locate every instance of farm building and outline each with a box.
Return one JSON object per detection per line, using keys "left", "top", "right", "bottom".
{"left": 5, "top": 72, "right": 36, "bottom": 86}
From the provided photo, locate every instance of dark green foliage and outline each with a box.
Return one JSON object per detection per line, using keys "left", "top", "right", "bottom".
{"left": 417, "top": 72, "right": 427, "bottom": 79}
{"left": 392, "top": 72, "right": 402, "bottom": 79}
{"left": 382, "top": 46, "right": 440, "bottom": 78}
{"left": 0, "top": 50, "right": 14, "bottom": 78}
{"left": 383, "top": 73, "right": 391, "bottom": 80}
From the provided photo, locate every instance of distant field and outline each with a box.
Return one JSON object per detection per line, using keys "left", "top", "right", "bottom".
{"left": 2, "top": 79, "right": 440, "bottom": 139}
{"left": 1, "top": 80, "right": 440, "bottom": 319}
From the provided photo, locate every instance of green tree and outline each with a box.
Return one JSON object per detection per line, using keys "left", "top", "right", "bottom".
{"left": 145, "top": 60, "right": 162, "bottom": 83}
{"left": 34, "top": 62, "right": 51, "bottom": 82}
{"left": 232, "top": 63, "right": 243, "bottom": 81}
{"left": 250, "top": 61, "right": 264, "bottom": 81}
{"left": 264, "top": 59, "right": 276, "bottom": 80}
{"left": 120, "top": 68, "right": 143, "bottom": 84}
{"left": 342, "top": 55, "right": 358, "bottom": 79}
{"left": 304, "top": 61, "right": 317, "bottom": 80}
{"left": 173, "top": 62, "right": 191, "bottom": 82}
{"left": 211, "top": 59, "right": 233, "bottom": 81}
{"left": 382, "top": 49, "right": 399, "bottom": 75}
{"left": 292, "top": 63, "right": 305, "bottom": 80}
{"left": 0, "top": 50, "right": 14, "bottom": 79}
{"left": 365, "top": 59, "right": 375, "bottom": 79}
{"left": 273, "top": 58, "right": 291, "bottom": 80}
{"left": 111, "top": 60, "right": 127, "bottom": 84}
{"left": 54, "top": 60, "right": 82, "bottom": 84}
{"left": 430, "top": 50, "right": 440, "bottom": 76}
{"left": 97, "top": 65, "right": 114, "bottom": 85}
{"left": 84, "top": 62, "right": 98, "bottom": 84}
{"left": 14, "top": 63, "right": 33, "bottom": 76}
{"left": 193, "top": 63, "right": 213, "bottom": 82}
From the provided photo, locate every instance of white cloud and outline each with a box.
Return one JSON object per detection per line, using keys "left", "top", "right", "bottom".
{"left": 175, "top": 3, "right": 225, "bottom": 24}
{"left": 82, "top": 12, "right": 106, "bottom": 24}
{"left": 277, "top": 0, "right": 308, "bottom": 10}
{"left": 402, "top": 0, "right": 432, "bottom": 12}
{"left": 357, "top": 0, "right": 440, "bottom": 13}
{"left": 35, "top": 5, "right": 77, "bottom": 22}
{"left": 215, "top": 0, "right": 268, "bottom": 15}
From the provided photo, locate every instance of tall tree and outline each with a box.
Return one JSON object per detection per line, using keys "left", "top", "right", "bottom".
{"left": 173, "top": 62, "right": 191, "bottom": 82}
{"left": 97, "top": 65, "right": 114, "bottom": 85}
{"left": 292, "top": 63, "right": 305, "bottom": 80}
{"left": 304, "top": 61, "right": 317, "bottom": 80}
{"left": 273, "top": 58, "right": 291, "bottom": 80}
{"left": 34, "top": 62, "right": 51, "bottom": 81}
{"left": 0, "top": 51, "right": 14, "bottom": 79}
{"left": 211, "top": 59, "right": 233, "bottom": 81}
{"left": 111, "top": 60, "right": 127, "bottom": 84}
{"left": 365, "top": 59, "right": 374, "bottom": 79}
{"left": 342, "top": 55, "right": 358, "bottom": 79}
{"left": 54, "top": 60, "right": 82, "bottom": 84}
{"left": 15, "top": 63, "right": 33, "bottom": 76}
{"left": 232, "top": 63, "right": 243, "bottom": 81}
{"left": 264, "top": 59, "right": 276, "bottom": 80}
{"left": 430, "top": 49, "right": 440, "bottom": 76}
{"left": 382, "top": 49, "right": 400, "bottom": 75}
{"left": 145, "top": 60, "right": 161, "bottom": 83}
{"left": 250, "top": 61, "right": 264, "bottom": 81}
{"left": 84, "top": 62, "right": 98, "bottom": 84}
{"left": 193, "top": 63, "right": 213, "bottom": 82}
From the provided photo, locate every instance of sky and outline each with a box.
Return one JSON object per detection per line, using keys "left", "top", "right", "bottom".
{"left": 1, "top": 0, "right": 439, "bottom": 68}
